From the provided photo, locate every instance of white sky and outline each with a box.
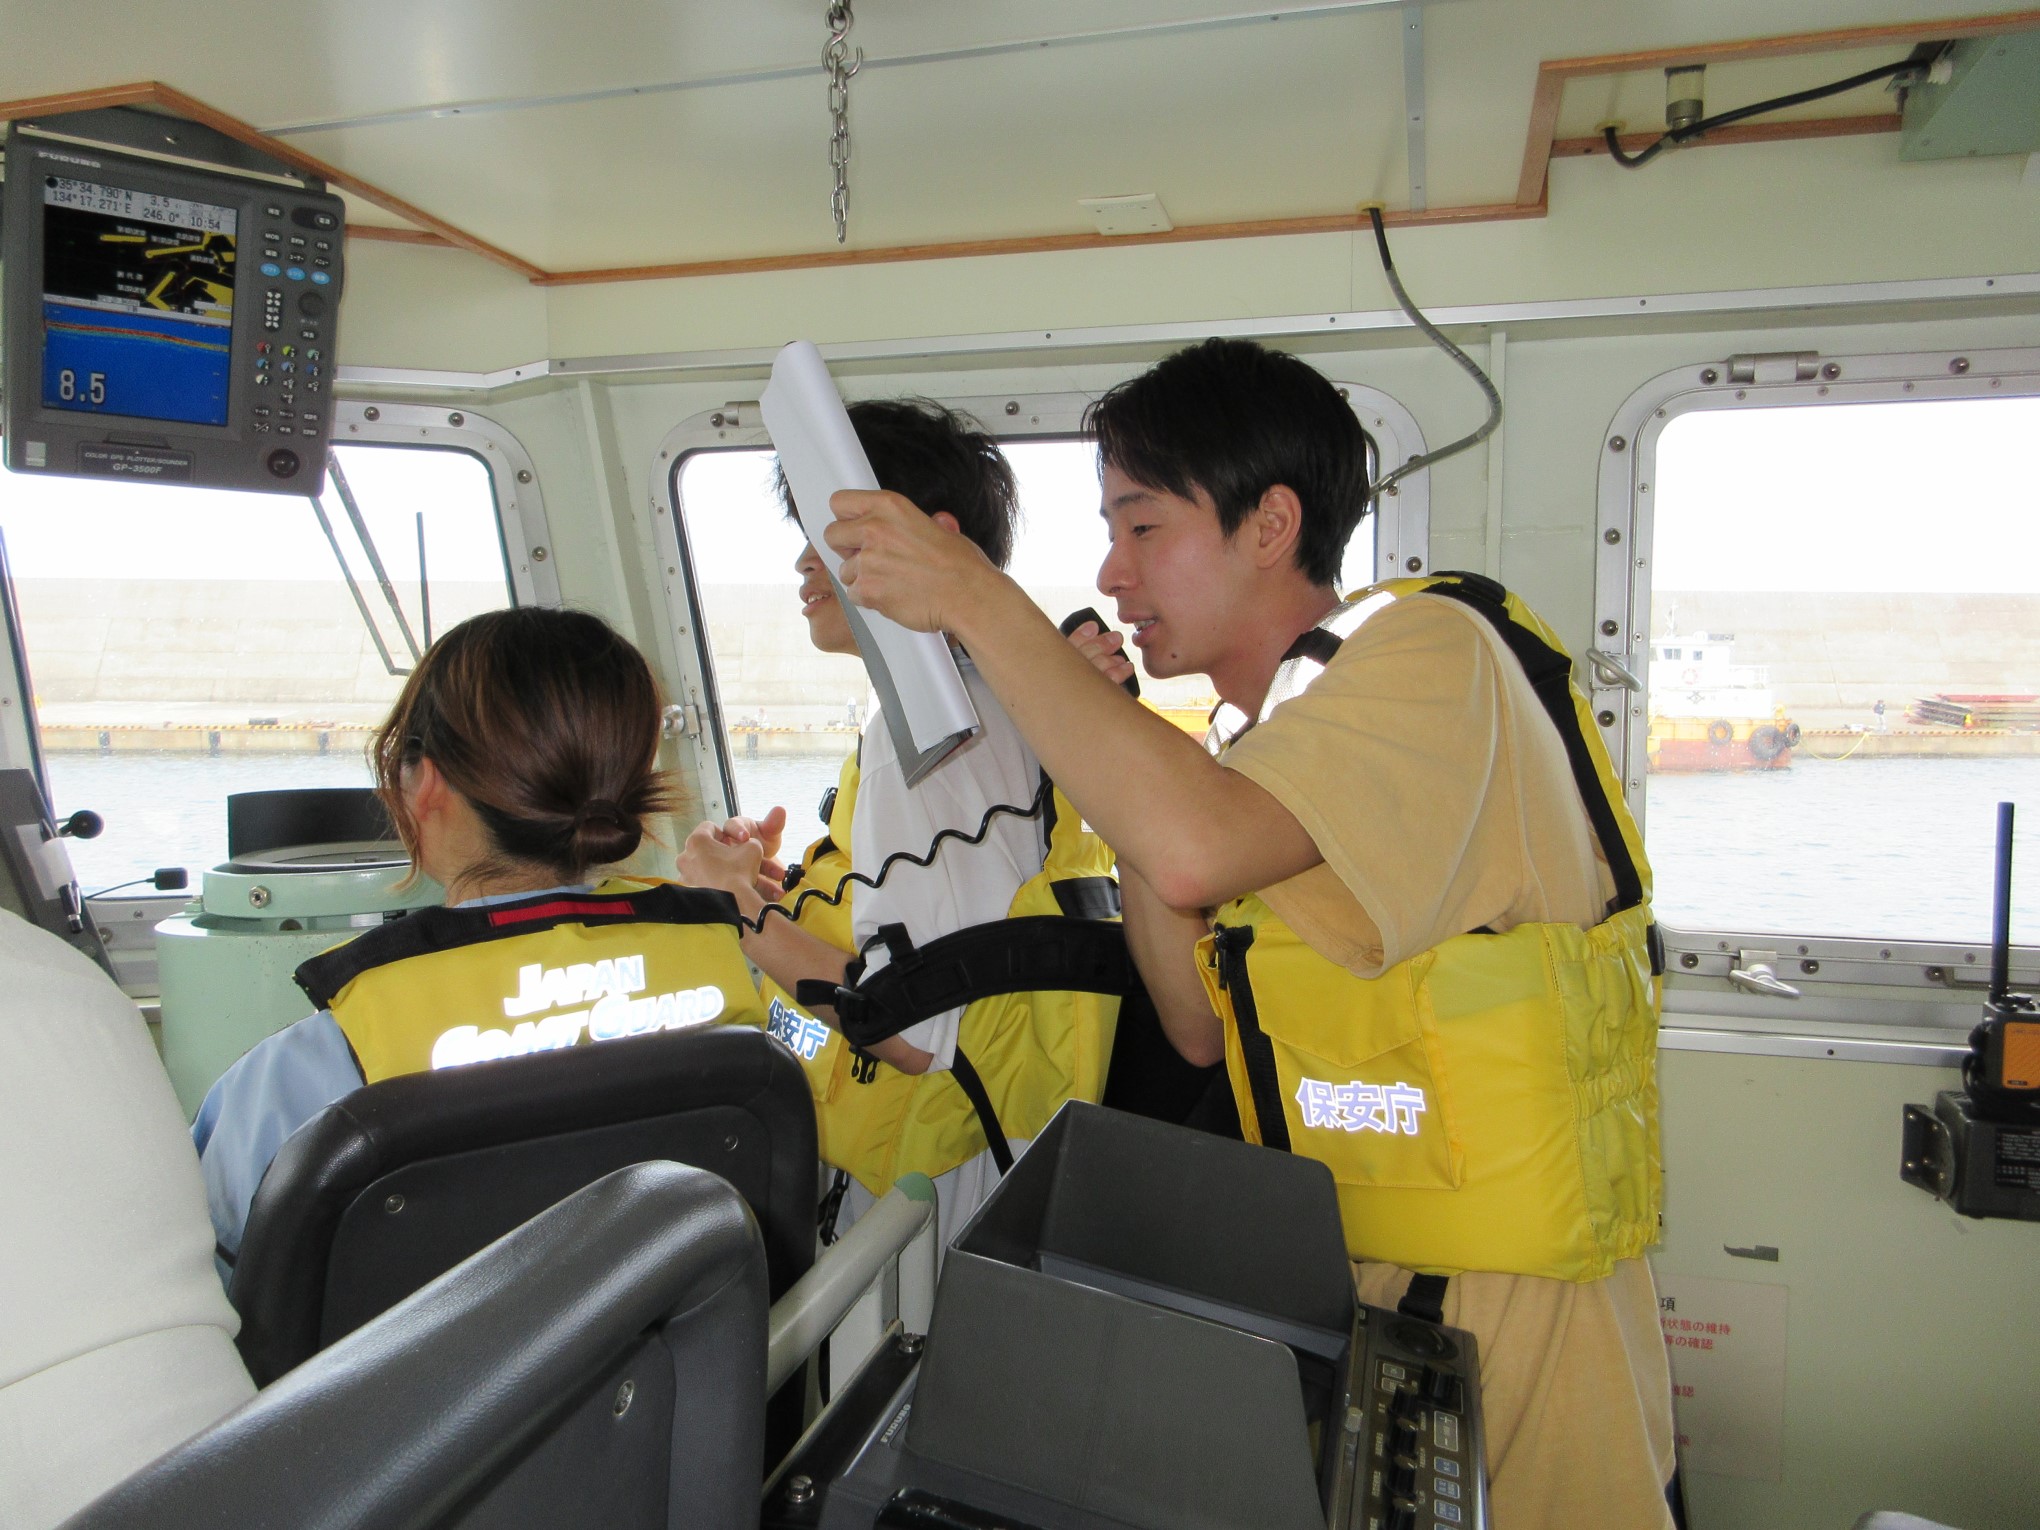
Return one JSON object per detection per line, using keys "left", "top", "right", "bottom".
{"left": 11, "top": 391, "right": 2017, "bottom": 601}
{"left": 677, "top": 437, "right": 1375, "bottom": 595}
{"left": 677, "top": 440, "right": 1113, "bottom": 591}
{"left": 0, "top": 445, "right": 507, "bottom": 584}
{"left": 1654, "top": 397, "right": 2040, "bottom": 594}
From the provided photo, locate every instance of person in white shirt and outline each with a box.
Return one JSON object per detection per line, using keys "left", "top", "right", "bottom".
{"left": 682, "top": 399, "right": 1119, "bottom": 1249}
{"left": 0, "top": 910, "right": 254, "bottom": 1528}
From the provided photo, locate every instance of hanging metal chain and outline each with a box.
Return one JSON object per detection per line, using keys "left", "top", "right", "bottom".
{"left": 824, "top": 0, "right": 861, "bottom": 244}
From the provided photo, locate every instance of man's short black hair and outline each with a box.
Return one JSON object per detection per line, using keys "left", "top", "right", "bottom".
{"left": 1086, "top": 338, "right": 1374, "bottom": 587}
{"left": 776, "top": 397, "right": 1019, "bottom": 570}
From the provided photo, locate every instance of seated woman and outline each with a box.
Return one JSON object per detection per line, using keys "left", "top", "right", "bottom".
{"left": 680, "top": 399, "right": 1122, "bottom": 1250}
{"left": 194, "top": 606, "right": 765, "bottom": 1278}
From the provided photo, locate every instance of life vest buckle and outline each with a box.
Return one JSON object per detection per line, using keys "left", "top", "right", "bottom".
{"left": 1211, "top": 922, "right": 1256, "bottom": 989}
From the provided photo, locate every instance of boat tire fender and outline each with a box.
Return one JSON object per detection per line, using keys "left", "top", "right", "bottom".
{"left": 1706, "top": 719, "right": 1734, "bottom": 746}
{"left": 1749, "top": 724, "right": 1786, "bottom": 762}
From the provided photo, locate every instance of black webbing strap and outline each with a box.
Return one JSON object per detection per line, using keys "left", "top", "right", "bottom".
{"left": 948, "top": 1048, "right": 1016, "bottom": 1175}
{"left": 1213, "top": 923, "right": 1291, "bottom": 1152}
{"left": 1283, "top": 625, "right": 1346, "bottom": 667}
{"left": 1398, "top": 1272, "right": 1449, "bottom": 1325}
{"left": 1050, "top": 875, "right": 1122, "bottom": 921}
{"left": 825, "top": 917, "right": 1138, "bottom": 1052}
{"left": 1422, "top": 574, "right": 1648, "bottom": 918}
{"left": 294, "top": 882, "right": 744, "bottom": 1010}
{"left": 818, "top": 1169, "right": 851, "bottom": 1246}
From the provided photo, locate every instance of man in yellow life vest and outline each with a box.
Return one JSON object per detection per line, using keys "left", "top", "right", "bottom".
{"left": 680, "top": 399, "right": 1123, "bottom": 1251}
{"left": 823, "top": 340, "right": 1676, "bottom": 1530}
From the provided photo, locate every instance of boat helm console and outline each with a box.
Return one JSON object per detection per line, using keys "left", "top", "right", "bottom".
{"left": 769, "top": 1103, "right": 1489, "bottom": 1530}
{"left": 155, "top": 786, "right": 441, "bottom": 1114}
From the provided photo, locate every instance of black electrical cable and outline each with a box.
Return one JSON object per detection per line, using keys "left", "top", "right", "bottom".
{"left": 1603, "top": 132, "right": 1668, "bottom": 171}
{"left": 738, "top": 777, "right": 1052, "bottom": 936}
{"left": 1366, "top": 207, "right": 1503, "bottom": 499}
{"left": 86, "top": 878, "right": 159, "bottom": 900}
{"left": 86, "top": 870, "right": 187, "bottom": 899}
{"left": 1603, "top": 55, "right": 1922, "bottom": 171}
{"left": 738, "top": 608, "right": 1131, "bottom": 937}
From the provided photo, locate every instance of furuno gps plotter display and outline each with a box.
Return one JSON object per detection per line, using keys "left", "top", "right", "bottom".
{"left": 3, "top": 107, "right": 346, "bottom": 494}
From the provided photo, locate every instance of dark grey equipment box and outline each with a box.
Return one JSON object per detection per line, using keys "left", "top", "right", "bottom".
{"left": 771, "top": 1102, "right": 1488, "bottom": 1530}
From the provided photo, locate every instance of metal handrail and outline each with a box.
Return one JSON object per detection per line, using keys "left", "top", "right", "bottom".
{"left": 765, "top": 1172, "right": 936, "bottom": 1394}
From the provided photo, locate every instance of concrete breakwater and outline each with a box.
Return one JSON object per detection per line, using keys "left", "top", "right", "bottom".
{"left": 14, "top": 579, "right": 2039, "bottom": 750}
{"left": 42, "top": 723, "right": 380, "bottom": 755}
{"left": 1793, "top": 728, "right": 2040, "bottom": 760}
{"left": 44, "top": 720, "right": 2038, "bottom": 760}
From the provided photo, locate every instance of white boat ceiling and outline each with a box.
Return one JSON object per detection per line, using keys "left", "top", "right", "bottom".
{"left": 4, "top": 0, "right": 2026, "bottom": 279}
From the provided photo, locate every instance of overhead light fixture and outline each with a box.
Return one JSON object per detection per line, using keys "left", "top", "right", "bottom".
{"left": 1078, "top": 193, "right": 1173, "bottom": 236}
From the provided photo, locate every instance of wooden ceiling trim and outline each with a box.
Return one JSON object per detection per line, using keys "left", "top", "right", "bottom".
{"left": 144, "top": 84, "right": 544, "bottom": 279}
{"left": 0, "top": 83, "right": 161, "bottom": 120}
{"left": 1516, "top": 9, "right": 2040, "bottom": 206}
{"left": 1552, "top": 113, "right": 1903, "bottom": 161}
{"left": 0, "top": 81, "right": 540, "bottom": 279}
{"left": 347, "top": 225, "right": 458, "bottom": 248}
{"left": 534, "top": 200, "right": 1546, "bottom": 287}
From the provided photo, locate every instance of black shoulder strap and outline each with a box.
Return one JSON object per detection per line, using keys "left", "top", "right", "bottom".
{"left": 1421, "top": 573, "right": 1647, "bottom": 916}
{"left": 1283, "top": 625, "right": 1346, "bottom": 667}
{"left": 1213, "top": 923, "right": 1290, "bottom": 1151}
{"left": 822, "top": 916, "right": 1137, "bottom": 1051}
{"left": 294, "top": 883, "right": 743, "bottom": 1011}
{"left": 949, "top": 1048, "right": 1016, "bottom": 1175}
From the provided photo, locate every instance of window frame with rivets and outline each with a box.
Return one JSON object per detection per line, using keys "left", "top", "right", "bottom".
{"left": 1595, "top": 347, "right": 2040, "bottom": 1057}
{"left": 650, "top": 384, "right": 1426, "bottom": 828}
{"left": 0, "top": 401, "right": 554, "bottom": 994}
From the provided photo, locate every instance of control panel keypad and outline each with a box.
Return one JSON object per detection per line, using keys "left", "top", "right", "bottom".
{"left": 246, "top": 193, "right": 344, "bottom": 484}
{"left": 1327, "top": 1310, "right": 1487, "bottom": 1530}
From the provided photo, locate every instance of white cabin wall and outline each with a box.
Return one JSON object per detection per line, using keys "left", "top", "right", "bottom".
{"left": 335, "top": 241, "right": 547, "bottom": 372}
{"left": 525, "top": 135, "right": 2040, "bottom": 364}
{"left": 1657, "top": 1049, "right": 2038, "bottom": 1530}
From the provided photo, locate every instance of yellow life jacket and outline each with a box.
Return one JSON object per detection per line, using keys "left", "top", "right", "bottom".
{"left": 757, "top": 751, "right": 1127, "bottom": 1197}
{"left": 297, "top": 880, "right": 768, "bottom": 1085}
{"left": 1194, "top": 572, "right": 1664, "bottom": 1282}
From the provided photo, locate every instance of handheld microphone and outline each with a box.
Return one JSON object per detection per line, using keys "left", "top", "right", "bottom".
{"left": 1059, "top": 608, "right": 1140, "bottom": 699}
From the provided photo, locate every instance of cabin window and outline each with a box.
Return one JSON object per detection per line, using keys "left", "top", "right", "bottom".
{"left": 668, "top": 414, "right": 1392, "bottom": 820}
{"left": 0, "top": 441, "right": 518, "bottom": 893}
{"left": 1637, "top": 394, "right": 2040, "bottom": 950}
{"left": 1599, "top": 359, "right": 2040, "bottom": 1036}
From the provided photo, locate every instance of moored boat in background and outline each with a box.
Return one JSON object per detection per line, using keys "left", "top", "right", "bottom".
{"left": 1647, "top": 632, "right": 1799, "bottom": 772}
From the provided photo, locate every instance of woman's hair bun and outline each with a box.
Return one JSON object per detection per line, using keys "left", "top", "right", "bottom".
{"left": 567, "top": 798, "right": 642, "bottom": 867}
{"left": 371, "top": 608, "right": 675, "bottom": 882}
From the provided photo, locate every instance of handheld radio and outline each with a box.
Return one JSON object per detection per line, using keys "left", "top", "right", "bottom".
{"left": 1902, "top": 799, "right": 2040, "bottom": 1220}
{"left": 1965, "top": 801, "right": 2040, "bottom": 1118}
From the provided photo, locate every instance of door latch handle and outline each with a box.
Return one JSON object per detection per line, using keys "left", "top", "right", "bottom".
{"left": 1727, "top": 961, "right": 1801, "bottom": 999}
{"left": 1586, "top": 649, "right": 1642, "bottom": 692}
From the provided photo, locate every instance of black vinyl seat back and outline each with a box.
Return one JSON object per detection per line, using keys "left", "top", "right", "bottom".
{"left": 69, "top": 1162, "right": 769, "bottom": 1530}
{"left": 232, "top": 1025, "right": 815, "bottom": 1387}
